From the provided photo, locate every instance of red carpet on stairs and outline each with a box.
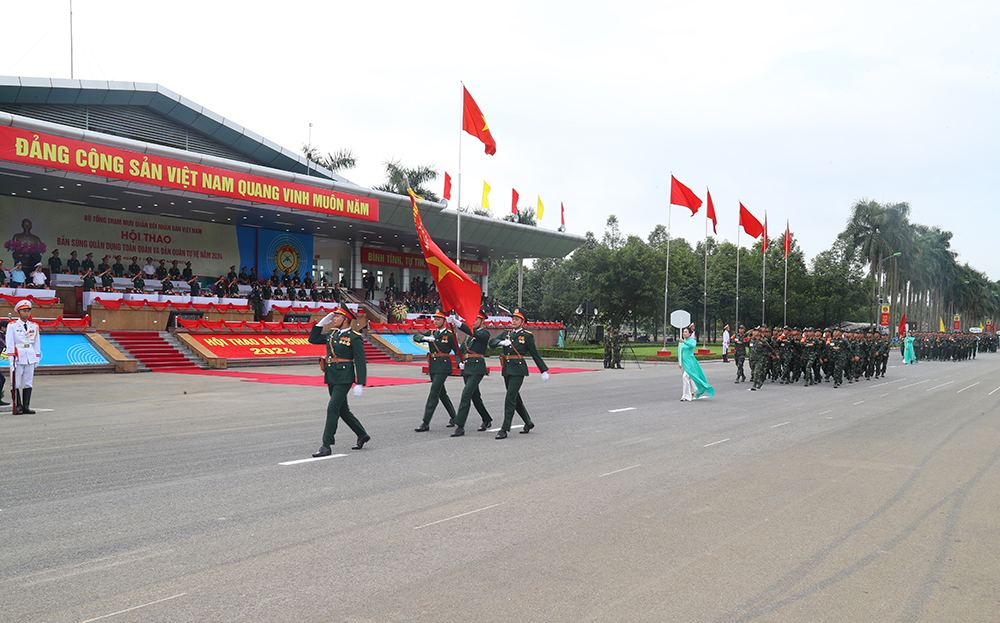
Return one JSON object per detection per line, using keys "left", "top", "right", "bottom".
{"left": 109, "top": 331, "right": 199, "bottom": 370}
{"left": 363, "top": 342, "right": 394, "bottom": 364}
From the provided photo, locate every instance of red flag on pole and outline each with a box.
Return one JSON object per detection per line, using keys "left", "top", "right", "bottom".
{"left": 443, "top": 172, "right": 452, "bottom": 201}
{"left": 706, "top": 189, "right": 717, "bottom": 234}
{"left": 462, "top": 87, "right": 496, "bottom": 155}
{"left": 898, "top": 312, "right": 907, "bottom": 336}
{"left": 783, "top": 220, "right": 791, "bottom": 259}
{"left": 408, "top": 189, "right": 482, "bottom": 323}
{"left": 560, "top": 202, "right": 565, "bottom": 227}
{"left": 670, "top": 175, "right": 702, "bottom": 215}
{"left": 511, "top": 188, "right": 519, "bottom": 215}
{"left": 738, "top": 202, "right": 764, "bottom": 238}
{"left": 762, "top": 213, "right": 768, "bottom": 254}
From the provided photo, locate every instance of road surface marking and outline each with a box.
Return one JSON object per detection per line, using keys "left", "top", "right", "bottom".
{"left": 703, "top": 438, "right": 731, "bottom": 448}
{"left": 818, "top": 409, "right": 832, "bottom": 416}
{"left": 880, "top": 393, "right": 890, "bottom": 398}
{"left": 413, "top": 503, "right": 503, "bottom": 530}
{"left": 899, "top": 379, "right": 930, "bottom": 390}
{"left": 871, "top": 379, "right": 901, "bottom": 388}
{"left": 599, "top": 464, "right": 641, "bottom": 478}
{"left": 990, "top": 386, "right": 1000, "bottom": 396}
{"left": 279, "top": 454, "right": 348, "bottom": 466}
{"left": 956, "top": 382, "right": 980, "bottom": 394}
{"left": 608, "top": 407, "right": 636, "bottom": 413}
{"left": 80, "top": 593, "right": 187, "bottom": 623}
{"left": 487, "top": 424, "right": 523, "bottom": 432}
{"left": 770, "top": 421, "right": 791, "bottom": 429}
{"left": 852, "top": 400, "right": 865, "bottom": 406}
{"left": 926, "top": 381, "right": 955, "bottom": 392}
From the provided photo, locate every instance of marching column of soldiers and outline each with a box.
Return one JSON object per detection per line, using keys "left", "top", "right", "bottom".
{"left": 909, "top": 332, "right": 990, "bottom": 361}
{"left": 745, "top": 325, "right": 895, "bottom": 391}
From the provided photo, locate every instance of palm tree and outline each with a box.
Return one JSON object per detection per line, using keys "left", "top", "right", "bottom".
{"left": 374, "top": 160, "right": 439, "bottom": 201}
{"left": 302, "top": 145, "right": 357, "bottom": 172}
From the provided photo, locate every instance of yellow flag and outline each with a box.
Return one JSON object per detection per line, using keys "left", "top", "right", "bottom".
{"left": 537, "top": 195, "right": 545, "bottom": 220}
{"left": 482, "top": 181, "right": 491, "bottom": 209}
{"left": 980, "top": 322, "right": 984, "bottom": 330}
{"left": 939, "top": 317, "right": 945, "bottom": 332}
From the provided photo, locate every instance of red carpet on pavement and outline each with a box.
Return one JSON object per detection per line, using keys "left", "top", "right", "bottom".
{"left": 154, "top": 368, "right": 427, "bottom": 387}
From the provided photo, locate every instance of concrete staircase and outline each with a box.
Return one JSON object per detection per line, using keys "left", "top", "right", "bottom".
{"left": 106, "top": 331, "right": 200, "bottom": 371}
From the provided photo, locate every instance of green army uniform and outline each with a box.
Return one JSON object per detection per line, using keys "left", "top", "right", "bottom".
{"left": 778, "top": 331, "right": 794, "bottom": 383}
{"left": 189, "top": 280, "right": 201, "bottom": 297}
{"left": 100, "top": 272, "right": 114, "bottom": 289}
{"left": 603, "top": 331, "right": 613, "bottom": 369}
{"left": 831, "top": 333, "right": 849, "bottom": 387}
{"left": 489, "top": 310, "right": 549, "bottom": 438}
{"left": 132, "top": 276, "right": 145, "bottom": 291}
{"left": 307, "top": 309, "right": 369, "bottom": 454}
{"left": 611, "top": 331, "right": 623, "bottom": 369}
{"left": 82, "top": 273, "right": 97, "bottom": 291}
{"left": 451, "top": 312, "right": 494, "bottom": 436}
{"left": 413, "top": 312, "right": 459, "bottom": 430}
{"left": 800, "top": 332, "right": 818, "bottom": 386}
{"left": 749, "top": 330, "right": 769, "bottom": 390}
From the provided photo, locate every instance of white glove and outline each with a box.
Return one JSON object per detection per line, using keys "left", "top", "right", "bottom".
{"left": 499, "top": 338, "right": 512, "bottom": 347}
{"left": 424, "top": 336, "right": 436, "bottom": 343}
{"left": 352, "top": 385, "right": 363, "bottom": 397}
{"left": 541, "top": 371, "right": 550, "bottom": 381}
{"left": 459, "top": 362, "right": 465, "bottom": 370}
{"left": 317, "top": 312, "right": 338, "bottom": 327}
{"left": 447, "top": 315, "right": 461, "bottom": 326}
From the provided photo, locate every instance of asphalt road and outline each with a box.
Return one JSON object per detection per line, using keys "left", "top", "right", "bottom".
{"left": 2, "top": 353, "right": 999, "bottom": 622}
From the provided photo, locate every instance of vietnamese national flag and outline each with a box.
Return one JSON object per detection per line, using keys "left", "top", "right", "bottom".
{"left": 511, "top": 188, "right": 519, "bottom": 215}
{"left": 443, "top": 172, "right": 452, "bottom": 201}
{"left": 706, "top": 188, "right": 717, "bottom": 234}
{"left": 670, "top": 175, "right": 702, "bottom": 215}
{"left": 408, "top": 189, "right": 482, "bottom": 324}
{"left": 898, "top": 312, "right": 907, "bottom": 336}
{"left": 462, "top": 87, "right": 496, "bottom": 156}
{"left": 783, "top": 220, "right": 791, "bottom": 259}
{"left": 738, "top": 202, "right": 764, "bottom": 238}
{"left": 560, "top": 202, "right": 565, "bottom": 227}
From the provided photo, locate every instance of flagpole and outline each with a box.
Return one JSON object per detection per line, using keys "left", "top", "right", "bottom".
{"left": 455, "top": 82, "right": 464, "bottom": 267}
{"left": 735, "top": 222, "right": 741, "bottom": 328}
{"left": 783, "top": 242, "right": 788, "bottom": 327}
{"left": 762, "top": 213, "right": 767, "bottom": 326}
{"left": 702, "top": 191, "right": 709, "bottom": 341}
{"left": 661, "top": 188, "right": 672, "bottom": 351}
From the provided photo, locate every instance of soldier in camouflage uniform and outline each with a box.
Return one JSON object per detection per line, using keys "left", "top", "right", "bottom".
{"left": 831, "top": 328, "right": 849, "bottom": 388}
{"left": 749, "top": 327, "right": 771, "bottom": 391}
{"left": 732, "top": 325, "right": 748, "bottom": 383}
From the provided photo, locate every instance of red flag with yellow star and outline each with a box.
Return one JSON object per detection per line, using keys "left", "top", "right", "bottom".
{"left": 408, "top": 189, "right": 483, "bottom": 323}
{"left": 462, "top": 86, "right": 497, "bottom": 155}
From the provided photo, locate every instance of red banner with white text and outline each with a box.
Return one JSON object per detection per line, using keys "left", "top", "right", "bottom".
{"left": 192, "top": 333, "right": 325, "bottom": 358}
{"left": 361, "top": 245, "right": 488, "bottom": 276}
{"left": 0, "top": 126, "right": 378, "bottom": 221}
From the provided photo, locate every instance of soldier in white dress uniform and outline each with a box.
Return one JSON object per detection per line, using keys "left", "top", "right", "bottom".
{"left": 7, "top": 299, "right": 41, "bottom": 415}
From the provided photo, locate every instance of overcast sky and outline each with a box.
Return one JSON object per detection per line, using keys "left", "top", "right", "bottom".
{"left": 4, "top": 1, "right": 998, "bottom": 278}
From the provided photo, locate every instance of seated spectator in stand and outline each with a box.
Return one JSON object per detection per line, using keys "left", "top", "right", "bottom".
{"left": 226, "top": 265, "right": 238, "bottom": 281}
{"left": 249, "top": 267, "right": 258, "bottom": 283}
{"left": 287, "top": 286, "right": 297, "bottom": 301}
{"left": 238, "top": 266, "right": 249, "bottom": 283}
{"left": 67, "top": 250, "right": 80, "bottom": 274}
{"left": 282, "top": 271, "right": 292, "bottom": 288}
{"left": 9, "top": 261, "right": 25, "bottom": 287}
{"left": 30, "top": 263, "right": 47, "bottom": 288}
{"left": 48, "top": 249, "right": 62, "bottom": 274}
{"left": 226, "top": 278, "right": 240, "bottom": 298}
{"left": 161, "top": 276, "right": 174, "bottom": 294}
{"left": 97, "top": 255, "right": 111, "bottom": 274}
{"left": 272, "top": 287, "right": 285, "bottom": 300}
{"left": 154, "top": 260, "right": 168, "bottom": 280}
{"left": 187, "top": 275, "right": 201, "bottom": 297}
{"left": 182, "top": 261, "right": 194, "bottom": 280}
{"left": 304, "top": 274, "right": 314, "bottom": 289}
{"left": 168, "top": 260, "right": 181, "bottom": 279}
{"left": 98, "top": 267, "right": 115, "bottom": 291}
{"left": 212, "top": 276, "right": 227, "bottom": 297}
{"left": 81, "top": 252, "right": 95, "bottom": 273}
{"left": 260, "top": 281, "right": 272, "bottom": 300}
{"left": 81, "top": 268, "right": 97, "bottom": 291}
{"left": 310, "top": 287, "right": 320, "bottom": 302}
{"left": 143, "top": 257, "right": 156, "bottom": 277}
{"left": 0, "top": 259, "right": 6, "bottom": 286}
{"left": 131, "top": 272, "right": 146, "bottom": 293}
{"left": 319, "top": 288, "right": 332, "bottom": 302}
{"left": 128, "top": 256, "right": 141, "bottom": 275}
{"left": 297, "top": 286, "right": 308, "bottom": 300}
{"left": 112, "top": 255, "right": 126, "bottom": 277}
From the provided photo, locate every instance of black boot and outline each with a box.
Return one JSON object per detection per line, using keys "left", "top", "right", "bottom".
{"left": 21, "top": 388, "right": 35, "bottom": 414}
{"left": 312, "top": 445, "right": 332, "bottom": 457}
{"left": 519, "top": 422, "right": 535, "bottom": 434}
{"left": 495, "top": 430, "right": 508, "bottom": 439}
{"left": 352, "top": 434, "right": 371, "bottom": 450}
{"left": 477, "top": 418, "right": 492, "bottom": 432}
{"left": 414, "top": 424, "right": 430, "bottom": 432}
{"left": 450, "top": 427, "right": 465, "bottom": 437}
{"left": 12, "top": 389, "right": 23, "bottom": 415}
